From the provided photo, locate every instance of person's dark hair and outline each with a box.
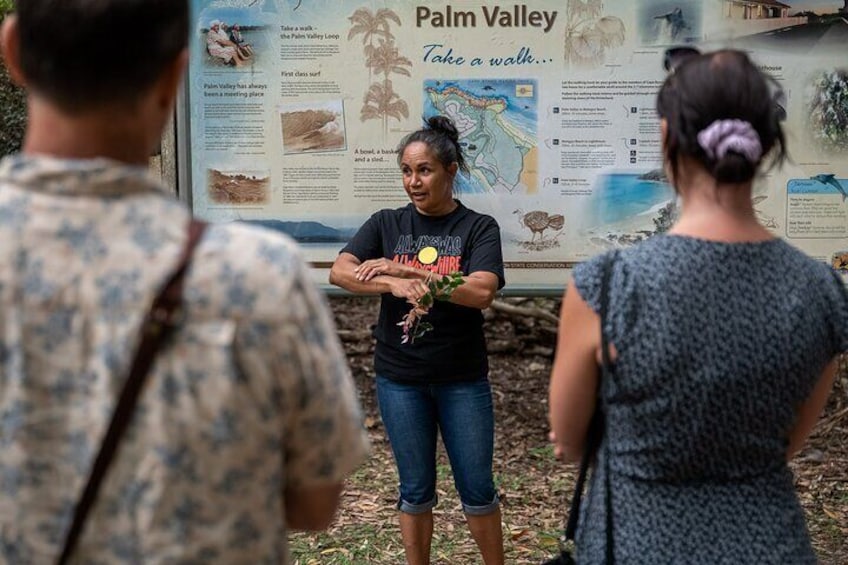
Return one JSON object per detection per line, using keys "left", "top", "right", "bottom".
{"left": 397, "top": 115, "right": 469, "bottom": 175}
{"left": 656, "top": 49, "right": 786, "bottom": 185}
{"left": 15, "top": 0, "right": 189, "bottom": 113}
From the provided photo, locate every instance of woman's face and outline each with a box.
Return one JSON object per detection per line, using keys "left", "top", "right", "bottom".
{"left": 400, "top": 141, "right": 458, "bottom": 216}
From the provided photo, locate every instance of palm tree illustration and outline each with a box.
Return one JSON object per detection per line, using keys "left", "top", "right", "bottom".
{"left": 348, "top": 8, "right": 400, "bottom": 83}
{"left": 563, "top": 0, "right": 625, "bottom": 68}
{"left": 348, "top": 7, "right": 410, "bottom": 138}
{"left": 361, "top": 81, "right": 409, "bottom": 135}
{"left": 365, "top": 39, "right": 411, "bottom": 134}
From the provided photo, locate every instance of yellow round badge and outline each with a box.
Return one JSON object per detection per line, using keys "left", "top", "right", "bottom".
{"left": 417, "top": 246, "right": 438, "bottom": 265}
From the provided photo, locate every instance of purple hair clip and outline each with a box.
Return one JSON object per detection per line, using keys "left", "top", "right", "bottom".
{"left": 696, "top": 119, "right": 763, "bottom": 163}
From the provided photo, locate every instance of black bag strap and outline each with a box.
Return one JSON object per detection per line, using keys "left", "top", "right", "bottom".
{"left": 599, "top": 252, "right": 617, "bottom": 564}
{"left": 562, "top": 250, "right": 617, "bottom": 563}
{"left": 57, "top": 219, "right": 207, "bottom": 565}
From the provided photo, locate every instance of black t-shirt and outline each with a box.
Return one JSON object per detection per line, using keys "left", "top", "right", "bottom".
{"left": 341, "top": 201, "right": 505, "bottom": 383}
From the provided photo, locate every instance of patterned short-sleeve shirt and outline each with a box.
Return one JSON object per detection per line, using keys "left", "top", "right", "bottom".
{"left": 0, "top": 155, "right": 369, "bottom": 564}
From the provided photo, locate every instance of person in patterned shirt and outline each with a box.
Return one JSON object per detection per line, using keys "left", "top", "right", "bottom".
{"left": 549, "top": 49, "right": 845, "bottom": 563}
{"left": 0, "top": 1, "right": 368, "bottom": 562}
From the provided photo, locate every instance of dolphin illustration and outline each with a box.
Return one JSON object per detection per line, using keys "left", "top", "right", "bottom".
{"left": 811, "top": 174, "right": 847, "bottom": 202}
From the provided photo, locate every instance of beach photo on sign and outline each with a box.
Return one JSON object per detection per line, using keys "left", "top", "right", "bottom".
{"left": 279, "top": 99, "right": 347, "bottom": 154}
{"left": 583, "top": 170, "right": 675, "bottom": 249}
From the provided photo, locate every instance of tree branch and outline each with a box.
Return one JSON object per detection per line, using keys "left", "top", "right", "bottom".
{"left": 488, "top": 299, "right": 559, "bottom": 325}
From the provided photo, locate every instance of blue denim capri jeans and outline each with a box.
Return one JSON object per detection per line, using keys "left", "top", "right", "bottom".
{"left": 376, "top": 375, "right": 500, "bottom": 516}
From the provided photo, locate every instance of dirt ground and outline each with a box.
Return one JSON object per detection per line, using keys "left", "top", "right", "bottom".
{"left": 290, "top": 296, "right": 848, "bottom": 564}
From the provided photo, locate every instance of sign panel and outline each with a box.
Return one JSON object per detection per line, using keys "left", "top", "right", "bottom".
{"left": 183, "top": 0, "right": 848, "bottom": 291}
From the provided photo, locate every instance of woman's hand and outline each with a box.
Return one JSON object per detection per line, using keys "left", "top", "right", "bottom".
{"left": 548, "top": 430, "right": 564, "bottom": 461}
{"left": 355, "top": 258, "right": 410, "bottom": 282}
{"left": 388, "top": 277, "right": 430, "bottom": 303}
{"left": 329, "top": 253, "right": 414, "bottom": 296}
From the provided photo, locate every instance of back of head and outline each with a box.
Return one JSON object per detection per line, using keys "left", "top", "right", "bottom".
{"left": 16, "top": 0, "right": 189, "bottom": 113}
{"left": 656, "top": 49, "right": 786, "bottom": 184}
{"left": 397, "top": 115, "right": 469, "bottom": 174}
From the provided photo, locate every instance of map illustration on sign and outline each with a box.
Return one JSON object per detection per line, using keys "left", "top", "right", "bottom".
{"left": 423, "top": 79, "right": 538, "bottom": 195}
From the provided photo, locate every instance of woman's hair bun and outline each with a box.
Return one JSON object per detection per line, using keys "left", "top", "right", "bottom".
{"left": 397, "top": 114, "right": 469, "bottom": 174}
{"left": 426, "top": 115, "right": 459, "bottom": 143}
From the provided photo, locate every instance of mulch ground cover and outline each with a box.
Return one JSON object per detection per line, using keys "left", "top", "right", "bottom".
{"left": 291, "top": 296, "right": 848, "bottom": 564}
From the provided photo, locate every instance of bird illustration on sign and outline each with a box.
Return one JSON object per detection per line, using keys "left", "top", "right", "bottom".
{"left": 752, "top": 195, "right": 778, "bottom": 229}
{"left": 514, "top": 209, "right": 565, "bottom": 250}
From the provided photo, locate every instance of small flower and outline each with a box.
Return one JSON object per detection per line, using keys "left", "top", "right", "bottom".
{"left": 397, "top": 303, "right": 431, "bottom": 344}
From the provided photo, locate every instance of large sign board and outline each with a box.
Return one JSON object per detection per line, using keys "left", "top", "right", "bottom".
{"left": 180, "top": 0, "right": 848, "bottom": 292}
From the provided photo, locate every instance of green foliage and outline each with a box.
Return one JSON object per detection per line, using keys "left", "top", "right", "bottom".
{"left": 1, "top": 0, "right": 25, "bottom": 157}
{"left": 399, "top": 272, "right": 465, "bottom": 344}
{"left": 0, "top": 65, "right": 26, "bottom": 156}
{"left": 290, "top": 523, "right": 389, "bottom": 563}
{"left": 417, "top": 271, "right": 464, "bottom": 309}
{"left": 810, "top": 70, "right": 848, "bottom": 152}
{"left": 652, "top": 201, "right": 678, "bottom": 234}
{"left": 0, "top": 79, "right": 25, "bottom": 155}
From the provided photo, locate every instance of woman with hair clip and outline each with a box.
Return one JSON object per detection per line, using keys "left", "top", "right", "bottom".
{"left": 548, "top": 49, "right": 847, "bottom": 563}
{"left": 330, "top": 116, "right": 506, "bottom": 564}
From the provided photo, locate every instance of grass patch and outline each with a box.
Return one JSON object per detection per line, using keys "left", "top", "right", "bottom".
{"left": 291, "top": 523, "right": 400, "bottom": 564}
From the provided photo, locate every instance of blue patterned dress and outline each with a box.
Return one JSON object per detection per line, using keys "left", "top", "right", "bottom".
{"left": 571, "top": 235, "right": 847, "bottom": 564}
{"left": 0, "top": 155, "right": 369, "bottom": 564}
